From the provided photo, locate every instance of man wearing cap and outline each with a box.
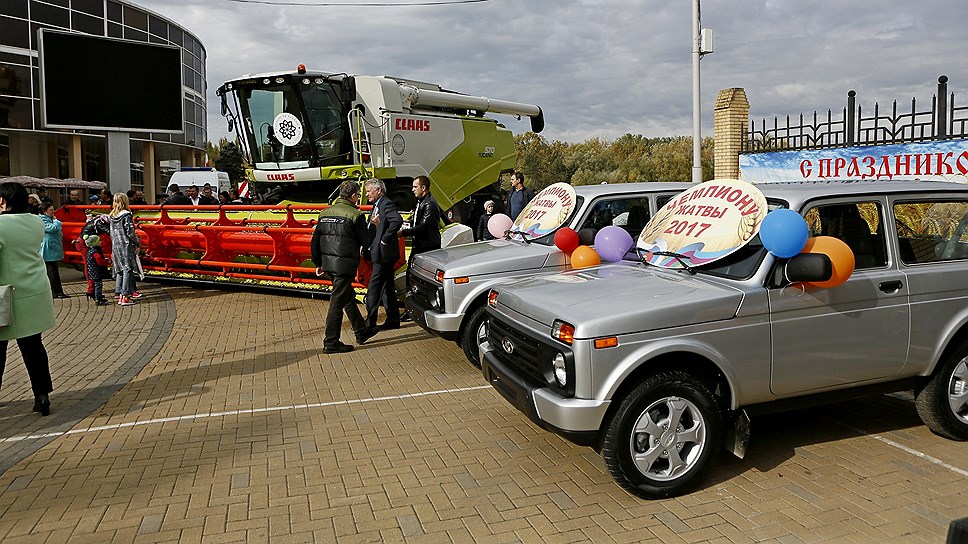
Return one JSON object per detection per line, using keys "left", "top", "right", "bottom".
{"left": 311, "top": 181, "right": 379, "bottom": 354}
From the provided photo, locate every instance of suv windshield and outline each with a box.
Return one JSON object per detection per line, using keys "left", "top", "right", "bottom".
{"left": 525, "top": 196, "right": 586, "bottom": 245}
{"left": 636, "top": 200, "right": 787, "bottom": 280}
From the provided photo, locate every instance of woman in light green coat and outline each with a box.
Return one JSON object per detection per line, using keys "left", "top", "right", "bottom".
{"left": 0, "top": 182, "right": 55, "bottom": 416}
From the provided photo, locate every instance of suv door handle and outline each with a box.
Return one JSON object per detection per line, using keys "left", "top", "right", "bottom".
{"left": 879, "top": 280, "right": 903, "bottom": 293}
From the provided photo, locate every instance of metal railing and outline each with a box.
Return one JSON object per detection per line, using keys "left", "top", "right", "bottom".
{"left": 745, "top": 76, "right": 964, "bottom": 153}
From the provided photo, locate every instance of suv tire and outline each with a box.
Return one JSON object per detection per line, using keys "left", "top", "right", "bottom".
{"left": 602, "top": 371, "right": 723, "bottom": 499}
{"left": 915, "top": 341, "right": 968, "bottom": 440}
{"left": 461, "top": 305, "right": 489, "bottom": 368}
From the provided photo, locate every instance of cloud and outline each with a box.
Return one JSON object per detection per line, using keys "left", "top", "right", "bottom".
{"left": 135, "top": 0, "right": 968, "bottom": 146}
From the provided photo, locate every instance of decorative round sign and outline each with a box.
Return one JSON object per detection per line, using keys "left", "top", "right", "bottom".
{"left": 638, "top": 179, "right": 767, "bottom": 268}
{"left": 509, "top": 182, "right": 577, "bottom": 241}
{"left": 272, "top": 112, "right": 303, "bottom": 146}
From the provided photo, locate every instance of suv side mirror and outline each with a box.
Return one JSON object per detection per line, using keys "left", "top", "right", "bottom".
{"left": 784, "top": 253, "right": 832, "bottom": 284}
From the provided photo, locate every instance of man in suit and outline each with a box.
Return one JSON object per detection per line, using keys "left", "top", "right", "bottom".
{"left": 363, "top": 178, "right": 403, "bottom": 331}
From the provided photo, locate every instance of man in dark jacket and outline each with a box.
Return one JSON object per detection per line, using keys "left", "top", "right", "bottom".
{"left": 311, "top": 181, "right": 379, "bottom": 354}
{"left": 401, "top": 176, "right": 441, "bottom": 257}
{"left": 363, "top": 178, "right": 403, "bottom": 331}
{"left": 399, "top": 175, "right": 441, "bottom": 321}
{"left": 164, "top": 184, "right": 190, "bottom": 205}
{"left": 505, "top": 171, "right": 534, "bottom": 221}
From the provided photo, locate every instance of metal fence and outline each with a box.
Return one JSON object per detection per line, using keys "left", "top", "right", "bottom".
{"left": 745, "top": 76, "right": 968, "bottom": 153}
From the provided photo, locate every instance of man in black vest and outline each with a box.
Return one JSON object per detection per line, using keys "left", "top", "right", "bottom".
{"left": 311, "top": 181, "right": 379, "bottom": 353}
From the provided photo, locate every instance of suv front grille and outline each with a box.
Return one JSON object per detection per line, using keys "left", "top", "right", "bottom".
{"left": 488, "top": 314, "right": 546, "bottom": 386}
{"left": 407, "top": 271, "right": 439, "bottom": 310}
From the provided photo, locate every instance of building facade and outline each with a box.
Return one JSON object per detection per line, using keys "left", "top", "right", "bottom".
{"left": 0, "top": 0, "right": 206, "bottom": 202}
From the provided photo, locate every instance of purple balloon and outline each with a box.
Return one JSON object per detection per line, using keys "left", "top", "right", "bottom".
{"left": 487, "top": 213, "right": 513, "bottom": 239}
{"left": 594, "top": 225, "right": 635, "bottom": 262}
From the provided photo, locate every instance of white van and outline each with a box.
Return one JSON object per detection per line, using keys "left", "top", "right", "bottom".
{"left": 168, "top": 168, "right": 230, "bottom": 193}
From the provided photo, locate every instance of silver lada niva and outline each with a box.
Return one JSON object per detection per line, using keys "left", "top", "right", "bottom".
{"left": 481, "top": 180, "right": 968, "bottom": 499}
{"left": 406, "top": 182, "right": 690, "bottom": 366}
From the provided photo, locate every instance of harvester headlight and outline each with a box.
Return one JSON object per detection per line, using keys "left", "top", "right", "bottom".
{"left": 552, "top": 352, "right": 567, "bottom": 387}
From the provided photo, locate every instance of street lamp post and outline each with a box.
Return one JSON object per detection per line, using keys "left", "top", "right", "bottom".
{"left": 692, "top": 0, "right": 712, "bottom": 183}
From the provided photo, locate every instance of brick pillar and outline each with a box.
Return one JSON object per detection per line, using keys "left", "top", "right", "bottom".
{"left": 713, "top": 88, "right": 749, "bottom": 180}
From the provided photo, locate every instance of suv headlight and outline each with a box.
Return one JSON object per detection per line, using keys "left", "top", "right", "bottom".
{"left": 552, "top": 352, "right": 567, "bottom": 387}
{"left": 433, "top": 288, "right": 444, "bottom": 310}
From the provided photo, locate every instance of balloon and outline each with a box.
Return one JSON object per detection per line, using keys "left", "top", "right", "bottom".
{"left": 570, "top": 245, "right": 601, "bottom": 269}
{"left": 554, "top": 227, "right": 580, "bottom": 253}
{"left": 487, "top": 213, "right": 513, "bottom": 239}
{"left": 594, "top": 225, "right": 635, "bottom": 262}
{"left": 801, "top": 236, "right": 855, "bottom": 288}
{"left": 760, "top": 209, "right": 809, "bottom": 258}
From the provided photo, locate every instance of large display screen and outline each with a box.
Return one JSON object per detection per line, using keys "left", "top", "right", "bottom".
{"left": 39, "top": 30, "right": 184, "bottom": 132}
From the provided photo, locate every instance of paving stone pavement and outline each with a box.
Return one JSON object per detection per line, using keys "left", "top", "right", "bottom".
{"left": 0, "top": 267, "right": 966, "bottom": 543}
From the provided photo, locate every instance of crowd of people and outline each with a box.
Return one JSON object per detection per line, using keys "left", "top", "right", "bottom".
{"left": 0, "top": 170, "right": 530, "bottom": 415}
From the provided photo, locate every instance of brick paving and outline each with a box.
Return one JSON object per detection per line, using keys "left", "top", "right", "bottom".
{"left": 0, "top": 266, "right": 965, "bottom": 543}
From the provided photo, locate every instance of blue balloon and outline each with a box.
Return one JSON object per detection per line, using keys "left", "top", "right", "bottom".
{"left": 760, "top": 209, "right": 809, "bottom": 258}
{"left": 594, "top": 226, "right": 635, "bottom": 262}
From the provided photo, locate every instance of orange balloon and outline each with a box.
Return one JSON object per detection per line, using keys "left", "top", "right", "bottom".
{"left": 801, "top": 236, "right": 855, "bottom": 288}
{"left": 571, "top": 245, "right": 601, "bottom": 269}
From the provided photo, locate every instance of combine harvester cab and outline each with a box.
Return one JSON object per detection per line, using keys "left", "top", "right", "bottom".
{"left": 59, "top": 67, "right": 542, "bottom": 295}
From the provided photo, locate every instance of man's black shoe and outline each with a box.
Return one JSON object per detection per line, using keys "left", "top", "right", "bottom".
{"left": 323, "top": 342, "right": 354, "bottom": 354}
{"left": 356, "top": 327, "right": 379, "bottom": 345}
{"left": 378, "top": 322, "right": 400, "bottom": 330}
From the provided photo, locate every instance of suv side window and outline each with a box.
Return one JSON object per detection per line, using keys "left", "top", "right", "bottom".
{"left": 894, "top": 200, "right": 968, "bottom": 263}
{"left": 580, "top": 197, "right": 652, "bottom": 239}
{"left": 804, "top": 202, "right": 887, "bottom": 269}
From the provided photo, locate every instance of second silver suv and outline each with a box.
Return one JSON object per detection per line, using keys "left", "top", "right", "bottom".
{"left": 406, "top": 182, "right": 689, "bottom": 366}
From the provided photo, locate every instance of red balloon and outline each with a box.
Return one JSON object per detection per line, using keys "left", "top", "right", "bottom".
{"left": 554, "top": 227, "right": 580, "bottom": 253}
{"left": 801, "top": 236, "right": 855, "bottom": 288}
{"left": 571, "top": 245, "right": 601, "bottom": 269}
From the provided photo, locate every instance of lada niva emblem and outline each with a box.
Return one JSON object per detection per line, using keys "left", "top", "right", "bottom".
{"left": 501, "top": 337, "right": 515, "bottom": 354}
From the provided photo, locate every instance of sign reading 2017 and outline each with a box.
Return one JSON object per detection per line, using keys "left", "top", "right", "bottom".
{"left": 638, "top": 179, "right": 767, "bottom": 269}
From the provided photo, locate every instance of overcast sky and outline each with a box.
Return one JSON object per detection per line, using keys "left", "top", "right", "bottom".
{"left": 134, "top": 0, "right": 968, "bottom": 146}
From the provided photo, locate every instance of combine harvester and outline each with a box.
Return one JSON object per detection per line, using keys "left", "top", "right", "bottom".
{"left": 60, "top": 66, "right": 544, "bottom": 294}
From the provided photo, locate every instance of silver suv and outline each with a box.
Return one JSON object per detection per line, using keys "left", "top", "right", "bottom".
{"left": 406, "top": 182, "right": 690, "bottom": 365}
{"left": 481, "top": 180, "right": 968, "bottom": 499}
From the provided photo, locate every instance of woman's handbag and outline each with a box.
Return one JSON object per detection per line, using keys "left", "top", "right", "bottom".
{"left": 0, "top": 284, "right": 12, "bottom": 327}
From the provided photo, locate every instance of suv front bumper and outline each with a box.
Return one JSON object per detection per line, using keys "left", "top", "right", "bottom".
{"left": 405, "top": 296, "right": 462, "bottom": 341}
{"left": 480, "top": 340, "right": 607, "bottom": 448}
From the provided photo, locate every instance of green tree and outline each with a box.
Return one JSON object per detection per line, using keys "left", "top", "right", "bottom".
{"left": 205, "top": 137, "right": 232, "bottom": 166}
{"left": 214, "top": 142, "right": 245, "bottom": 185}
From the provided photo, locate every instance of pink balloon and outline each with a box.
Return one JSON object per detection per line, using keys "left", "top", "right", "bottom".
{"left": 488, "top": 213, "right": 513, "bottom": 239}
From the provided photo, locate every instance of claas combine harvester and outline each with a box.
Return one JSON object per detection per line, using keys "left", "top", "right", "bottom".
{"left": 60, "top": 66, "right": 544, "bottom": 294}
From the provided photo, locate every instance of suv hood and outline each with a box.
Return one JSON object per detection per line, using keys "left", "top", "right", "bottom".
{"left": 493, "top": 264, "right": 744, "bottom": 338}
{"left": 414, "top": 240, "right": 562, "bottom": 278}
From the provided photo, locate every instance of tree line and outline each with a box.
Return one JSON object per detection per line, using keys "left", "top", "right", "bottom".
{"left": 206, "top": 131, "right": 716, "bottom": 193}
{"left": 512, "top": 132, "right": 715, "bottom": 193}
